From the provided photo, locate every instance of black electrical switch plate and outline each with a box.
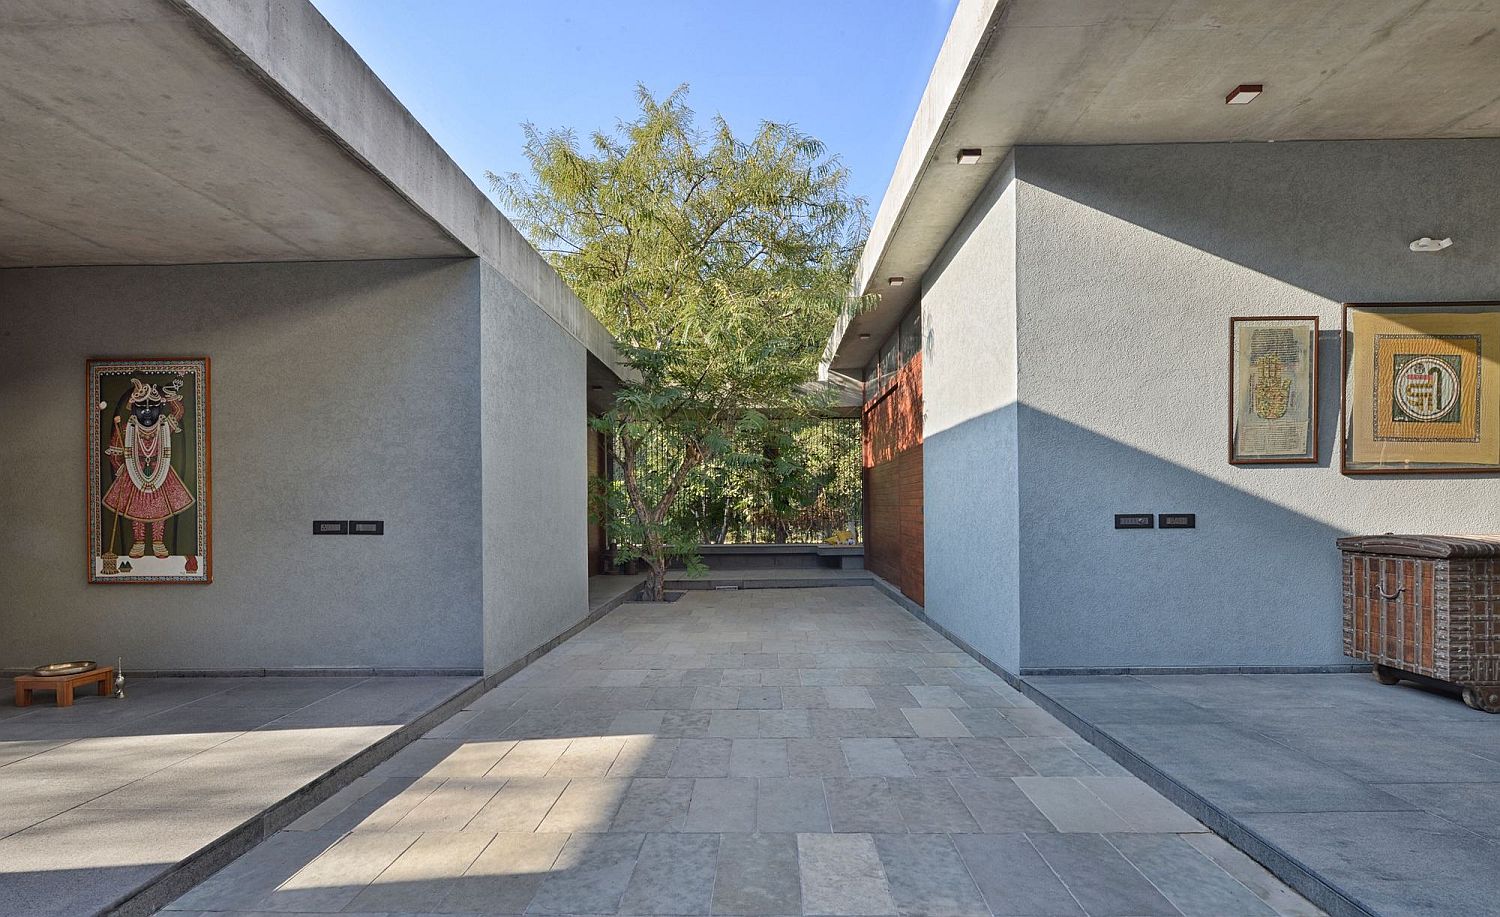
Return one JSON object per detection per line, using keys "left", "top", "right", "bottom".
{"left": 1114, "top": 513, "right": 1154, "bottom": 529}
{"left": 349, "top": 520, "right": 385, "bottom": 535}
{"left": 314, "top": 520, "right": 348, "bottom": 535}
{"left": 1159, "top": 513, "right": 1196, "bottom": 529}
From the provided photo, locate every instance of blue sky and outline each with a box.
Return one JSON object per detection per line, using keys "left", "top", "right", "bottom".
{"left": 309, "top": 0, "right": 960, "bottom": 213}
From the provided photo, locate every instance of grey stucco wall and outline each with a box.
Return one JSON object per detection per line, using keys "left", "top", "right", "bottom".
{"left": 0, "top": 259, "right": 485, "bottom": 671}
{"left": 922, "top": 156, "right": 1022, "bottom": 673}
{"left": 1012, "top": 139, "right": 1500, "bottom": 670}
{"left": 479, "top": 263, "right": 588, "bottom": 674}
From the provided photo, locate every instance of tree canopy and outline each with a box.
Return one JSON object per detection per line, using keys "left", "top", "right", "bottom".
{"left": 495, "top": 84, "right": 867, "bottom": 598}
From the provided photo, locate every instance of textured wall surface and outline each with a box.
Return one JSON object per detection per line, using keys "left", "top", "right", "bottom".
{"left": 1013, "top": 139, "right": 1500, "bottom": 670}
{"left": 479, "top": 263, "right": 588, "bottom": 674}
{"left": 921, "top": 156, "right": 1022, "bottom": 673}
{"left": 0, "top": 259, "right": 485, "bottom": 671}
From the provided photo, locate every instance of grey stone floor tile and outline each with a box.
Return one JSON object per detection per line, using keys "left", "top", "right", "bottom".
{"left": 685, "top": 777, "right": 758, "bottom": 831}
{"left": 611, "top": 777, "right": 694, "bottom": 832}
{"left": 342, "top": 830, "right": 492, "bottom": 913}
{"left": 618, "top": 831, "right": 720, "bottom": 915}
{"left": 758, "top": 709, "right": 813, "bottom": 738}
{"left": 357, "top": 776, "right": 445, "bottom": 831}
{"left": 713, "top": 832, "right": 802, "bottom": 915}
{"left": 902, "top": 707, "right": 974, "bottom": 738}
{"left": 368, "top": 740, "right": 465, "bottom": 779}
{"left": 798, "top": 832, "right": 898, "bottom": 916}
{"left": 711, "top": 710, "right": 763, "bottom": 738}
{"left": 537, "top": 778, "right": 630, "bottom": 833}
{"left": 952, "top": 737, "right": 1037, "bottom": 777}
{"left": 692, "top": 686, "right": 742, "bottom": 709}
{"left": 528, "top": 830, "right": 645, "bottom": 915}
{"left": 392, "top": 777, "right": 505, "bottom": 832}
{"left": 739, "top": 687, "right": 784, "bottom": 709}
{"left": 722, "top": 668, "right": 766, "bottom": 686}
{"left": 1240, "top": 809, "right": 1500, "bottom": 917}
{"left": 167, "top": 829, "right": 347, "bottom": 912}
{"left": 1005, "top": 738, "right": 1101, "bottom": 776}
{"left": 756, "top": 777, "right": 831, "bottom": 832}
{"left": 609, "top": 735, "right": 680, "bottom": 777}
{"left": 1080, "top": 776, "right": 1205, "bottom": 833}
{"left": 890, "top": 777, "right": 981, "bottom": 833}
{"left": 873, "top": 833, "right": 990, "bottom": 916}
{"left": 1101, "top": 722, "right": 1418, "bottom": 815}
{"left": 1001, "top": 707, "right": 1077, "bottom": 737}
{"left": 658, "top": 710, "right": 712, "bottom": 738}
{"left": 1378, "top": 780, "right": 1500, "bottom": 841}
{"left": 1028, "top": 832, "right": 1180, "bottom": 916}
{"left": 731, "top": 738, "right": 790, "bottom": 777}
{"left": 466, "top": 776, "right": 568, "bottom": 833}
{"left": 907, "top": 685, "right": 969, "bottom": 708}
{"left": 788, "top": 738, "right": 852, "bottom": 777}
{"left": 781, "top": 687, "right": 830, "bottom": 708}
{"left": 668, "top": 737, "right": 733, "bottom": 777}
{"left": 1109, "top": 833, "right": 1276, "bottom": 917}
{"left": 825, "top": 686, "right": 876, "bottom": 708}
{"left": 953, "top": 707, "right": 1025, "bottom": 738}
{"left": 1015, "top": 777, "right": 1132, "bottom": 833}
{"left": 488, "top": 738, "right": 571, "bottom": 779}
{"left": 825, "top": 777, "right": 905, "bottom": 833}
{"left": 954, "top": 833, "right": 1084, "bottom": 916}
{"left": 440, "top": 831, "right": 567, "bottom": 914}
{"left": 259, "top": 830, "right": 421, "bottom": 913}
{"left": 843, "top": 737, "right": 916, "bottom": 776}
{"left": 951, "top": 776, "right": 1056, "bottom": 833}
{"left": 420, "top": 740, "right": 517, "bottom": 779}
{"left": 895, "top": 738, "right": 975, "bottom": 777}
{"left": 1181, "top": 833, "right": 1326, "bottom": 917}
{"left": 608, "top": 709, "right": 666, "bottom": 736}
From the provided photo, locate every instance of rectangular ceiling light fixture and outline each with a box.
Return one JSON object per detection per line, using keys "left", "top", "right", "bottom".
{"left": 956, "top": 148, "right": 982, "bottom": 165}
{"left": 888, "top": 276, "right": 906, "bottom": 286}
{"left": 1225, "top": 84, "right": 1263, "bottom": 104}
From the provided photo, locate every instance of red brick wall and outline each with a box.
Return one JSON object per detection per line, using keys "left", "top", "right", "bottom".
{"left": 587, "top": 426, "right": 605, "bottom": 575}
{"left": 863, "top": 354, "right": 923, "bottom": 605}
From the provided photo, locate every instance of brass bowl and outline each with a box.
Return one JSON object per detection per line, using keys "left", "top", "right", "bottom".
{"left": 31, "top": 661, "right": 97, "bottom": 677}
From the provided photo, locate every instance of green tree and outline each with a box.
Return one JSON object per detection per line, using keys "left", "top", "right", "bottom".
{"left": 495, "top": 85, "right": 866, "bottom": 599}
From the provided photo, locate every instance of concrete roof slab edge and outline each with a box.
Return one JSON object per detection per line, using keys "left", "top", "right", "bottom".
{"left": 170, "top": 0, "right": 627, "bottom": 380}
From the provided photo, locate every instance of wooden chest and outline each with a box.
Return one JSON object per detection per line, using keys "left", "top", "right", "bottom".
{"left": 1339, "top": 534, "right": 1500, "bottom": 712}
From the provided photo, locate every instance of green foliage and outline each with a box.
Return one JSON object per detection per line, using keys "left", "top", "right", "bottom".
{"left": 496, "top": 85, "right": 867, "bottom": 598}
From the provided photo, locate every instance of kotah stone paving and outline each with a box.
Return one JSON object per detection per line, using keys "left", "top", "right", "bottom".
{"left": 166, "top": 586, "right": 1322, "bottom": 916}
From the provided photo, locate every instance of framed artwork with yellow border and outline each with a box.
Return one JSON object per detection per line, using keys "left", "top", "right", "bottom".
{"left": 1341, "top": 303, "right": 1500, "bottom": 474}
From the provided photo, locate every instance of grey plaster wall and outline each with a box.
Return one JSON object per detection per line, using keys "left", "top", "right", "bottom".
{"left": 1012, "top": 139, "right": 1500, "bottom": 670}
{"left": 921, "top": 156, "right": 1022, "bottom": 673}
{"left": 0, "top": 259, "right": 485, "bottom": 671}
{"left": 479, "top": 263, "right": 588, "bottom": 674}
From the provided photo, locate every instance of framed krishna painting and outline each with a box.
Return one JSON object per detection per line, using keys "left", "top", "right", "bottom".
{"left": 87, "top": 358, "right": 212, "bottom": 583}
{"left": 1341, "top": 304, "right": 1500, "bottom": 474}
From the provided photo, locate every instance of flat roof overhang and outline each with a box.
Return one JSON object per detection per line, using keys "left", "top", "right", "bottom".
{"left": 0, "top": 0, "right": 624, "bottom": 378}
{"left": 823, "top": 0, "right": 1500, "bottom": 378}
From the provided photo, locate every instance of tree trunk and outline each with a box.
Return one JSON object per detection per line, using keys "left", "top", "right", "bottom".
{"left": 646, "top": 558, "right": 668, "bottom": 601}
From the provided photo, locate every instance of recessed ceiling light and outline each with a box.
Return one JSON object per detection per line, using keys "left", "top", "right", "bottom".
{"left": 1225, "top": 84, "right": 1263, "bottom": 105}
{"left": 956, "top": 148, "right": 982, "bottom": 165}
{"left": 888, "top": 276, "right": 905, "bottom": 287}
{"left": 858, "top": 333, "right": 872, "bottom": 340}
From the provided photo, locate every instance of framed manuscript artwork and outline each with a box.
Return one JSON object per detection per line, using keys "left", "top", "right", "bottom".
{"left": 1341, "top": 304, "right": 1500, "bottom": 474}
{"left": 87, "top": 358, "right": 212, "bottom": 583}
{"left": 1229, "top": 316, "right": 1319, "bottom": 464}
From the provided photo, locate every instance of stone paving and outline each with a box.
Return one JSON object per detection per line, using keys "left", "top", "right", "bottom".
{"left": 0, "top": 674, "right": 475, "bottom": 917}
{"left": 1027, "top": 672, "right": 1500, "bottom": 917}
{"left": 167, "top": 587, "right": 1320, "bottom": 916}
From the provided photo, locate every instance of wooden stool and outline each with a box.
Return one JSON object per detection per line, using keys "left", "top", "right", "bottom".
{"left": 14, "top": 666, "right": 114, "bottom": 708}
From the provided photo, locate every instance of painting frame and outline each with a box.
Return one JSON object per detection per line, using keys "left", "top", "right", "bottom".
{"left": 86, "top": 357, "right": 212, "bottom": 584}
{"left": 1341, "top": 303, "right": 1500, "bottom": 475}
{"left": 1228, "top": 316, "right": 1320, "bottom": 465}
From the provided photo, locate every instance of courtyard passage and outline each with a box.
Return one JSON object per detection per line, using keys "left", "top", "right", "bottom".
{"left": 169, "top": 587, "right": 1319, "bottom": 916}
